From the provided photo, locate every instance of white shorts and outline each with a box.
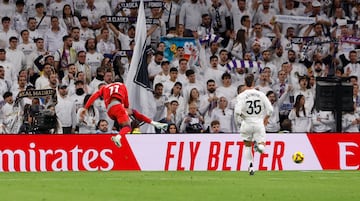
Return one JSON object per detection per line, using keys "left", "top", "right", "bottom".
{"left": 240, "top": 121, "right": 266, "bottom": 143}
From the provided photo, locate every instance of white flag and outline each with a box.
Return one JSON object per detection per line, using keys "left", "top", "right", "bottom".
{"left": 125, "top": 0, "right": 156, "bottom": 133}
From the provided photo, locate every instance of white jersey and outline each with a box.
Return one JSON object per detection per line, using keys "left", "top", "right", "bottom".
{"left": 235, "top": 88, "right": 273, "bottom": 124}
{"left": 235, "top": 88, "right": 273, "bottom": 142}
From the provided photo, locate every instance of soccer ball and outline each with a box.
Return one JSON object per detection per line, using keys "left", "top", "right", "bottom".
{"left": 292, "top": 151, "right": 304, "bottom": 164}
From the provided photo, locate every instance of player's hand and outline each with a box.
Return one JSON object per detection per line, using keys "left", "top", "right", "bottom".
{"left": 264, "top": 116, "right": 270, "bottom": 126}
{"left": 80, "top": 109, "right": 87, "bottom": 120}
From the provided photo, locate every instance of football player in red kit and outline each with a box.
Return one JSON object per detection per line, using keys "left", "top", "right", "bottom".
{"left": 81, "top": 82, "right": 167, "bottom": 147}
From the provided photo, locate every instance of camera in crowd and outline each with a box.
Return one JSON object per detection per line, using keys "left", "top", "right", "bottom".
{"left": 21, "top": 104, "right": 58, "bottom": 134}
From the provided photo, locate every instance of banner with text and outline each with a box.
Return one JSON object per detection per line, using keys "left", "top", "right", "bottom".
{"left": 0, "top": 134, "right": 359, "bottom": 172}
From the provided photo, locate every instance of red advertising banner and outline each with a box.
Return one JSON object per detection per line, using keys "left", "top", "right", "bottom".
{"left": 0, "top": 135, "right": 140, "bottom": 172}
{"left": 307, "top": 133, "right": 360, "bottom": 170}
{"left": 1, "top": 134, "right": 359, "bottom": 172}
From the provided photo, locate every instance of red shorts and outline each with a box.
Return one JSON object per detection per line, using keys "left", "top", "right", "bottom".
{"left": 107, "top": 104, "right": 129, "bottom": 124}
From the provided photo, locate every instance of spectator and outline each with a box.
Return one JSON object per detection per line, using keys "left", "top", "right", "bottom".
{"left": 311, "top": 108, "right": 335, "bottom": 133}
{"left": 79, "top": 16, "right": 95, "bottom": 41}
{"left": 55, "top": 83, "right": 77, "bottom": 134}
{"left": 54, "top": 35, "right": 77, "bottom": 79}
{"left": 81, "top": 0, "right": 102, "bottom": 30}
{"left": 6, "top": 37, "right": 26, "bottom": 77}
{"left": 34, "top": 3, "right": 51, "bottom": 37}
{"left": 166, "top": 123, "right": 179, "bottom": 134}
{"left": 224, "top": 0, "right": 253, "bottom": 34}
{"left": 44, "top": 16, "right": 68, "bottom": 54}
{"left": 84, "top": 38, "right": 104, "bottom": 77}
{"left": 59, "top": 4, "right": 80, "bottom": 34}
{"left": 0, "top": 48, "right": 16, "bottom": 85}
{"left": 13, "top": 0, "right": 27, "bottom": 34}
{"left": 208, "top": 0, "right": 231, "bottom": 42}
{"left": 210, "top": 96, "right": 234, "bottom": 133}
{"left": 35, "top": 63, "right": 53, "bottom": 90}
{"left": 96, "top": 119, "right": 116, "bottom": 134}
{"left": 0, "top": 17, "right": 18, "bottom": 48}
{"left": 231, "top": 29, "right": 247, "bottom": 60}
{"left": 342, "top": 109, "right": 360, "bottom": 133}
{"left": 179, "top": 0, "right": 207, "bottom": 37}
{"left": 27, "top": 17, "right": 43, "bottom": 41}
{"left": 70, "top": 80, "right": 86, "bottom": 113}
{"left": 18, "top": 30, "right": 36, "bottom": 58}
{"left": 163, "top": 67, "right": 179, "bottom": 95}
{"left": 153, "top": 60, "right": 170, "bottom": 89}
{"left": 48, "top": 0, "right": 67, "bottom": 18}
{"left": 74, "top": 50, "right": 91, "bottom": 84}
{"left": 0, "top": 91, "right": 14, "bottom": 133}
{"left": 0, "top": 66, "right": 10, "bottom": 101}
{"left": 288, "top": 94, "right": 312, "bottom": 132}
{"left": 184, "top": 87, "right": 208, "bottom": 118}
{"left": 180, "top": 102, "right": 205, "bottom": 133}
{"left": 96, "top": 28, "right": 116, "bottom": 56}
{"left": 153, "top": 83, "right": 168, "bottom": 133}
{"left": 161, "top": 0, "right": 180, "bottom": 30}
{"left": 77, "top": 94, "right": 99, "bottom": 134}
{"left": 209, "top": 120, "right": 222, "bottom": 133}
{"left": 71, "top": 27, "right": 86, "bottom": 53}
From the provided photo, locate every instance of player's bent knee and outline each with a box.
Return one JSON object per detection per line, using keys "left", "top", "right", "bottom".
{"left": 244, "top": 141, "right": 252, "bottom": 147}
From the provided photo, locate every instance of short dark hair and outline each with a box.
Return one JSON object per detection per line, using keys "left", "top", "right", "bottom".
{"left": 2, "top": 16, "right": 10, "bottom": 23}
{"left": 80, "top": 16, "right": 88, "bottom": 21}
{"left": 154, "top": 51, "right": 164, "bottom": 56}
{"left": 71, "top": 27, "right": 80, "bottom": 31}
{"left": 161, "top": 60, "right": 170, "bottom": 66}
{"left": 185, "top": 69, "right": 195, "bottom": 77}
{"left": 211, "top": 120, "right": 220, "bottom": 127}
{"left": 20, "top": 29, "right": 29, "bottom": 36}
{"left": 169, "top": 67, "right": 178, "bottom": 72}
{"left": 3, "top": 91, "right": 13, "bottom": 99}
{"left": 16, "top": 0, "right": 25, "bottom": 6}
{"left": 240, "top": 15, "right": 249, "bottom": 25}
{"left": 245, "top": 74, "right": 254, "bottom": 87}
{"left": 35, "top": 2, "right": 44, "bottom": 8}
{"left": 9, "top": 36, "right": 18, "bottom": 42}
{"left": 207, "top": 79, "right": 215, "bottom": 85}
{"left": 51, "top": 16, "right": 58, "bottom": 21}
{"left": 63, "top": 35, "right": 71, "bottom": 42}
{"left": 221, "top": 72, "right": 231, "bottom": 80}
{"left": 154, "top": 82, "right": 163, "bottom": 89}
{"left": 75, "top": 80, "right": 84, "bottom": 85}
{"left": 202, "top": 13, "right": 209, "bottom": 18}
{"left": 210, "top": 55, "right": 218, "bottom": 61}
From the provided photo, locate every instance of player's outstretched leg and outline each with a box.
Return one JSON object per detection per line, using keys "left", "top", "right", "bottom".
{"left": 132, "top": 109, "right": 152, "bottom": 123}
{"left": 151, "top": 121, "right": 168, "bottom": 131}
{"left": 132, "top": 109, "right": 168, "bottom": 131}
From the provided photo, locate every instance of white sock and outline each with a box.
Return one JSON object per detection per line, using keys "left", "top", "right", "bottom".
{"left": 244, "top": 146, "right": 253, "bottom": 167}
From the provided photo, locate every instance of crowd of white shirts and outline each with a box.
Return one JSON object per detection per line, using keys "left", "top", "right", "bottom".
{"left": 1, "top": 0, "right": 360, "bottom": 133}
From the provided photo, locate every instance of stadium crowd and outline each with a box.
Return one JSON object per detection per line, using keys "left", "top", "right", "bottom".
{"left": 1, "top": 0, "right": 360, "bottom": 134}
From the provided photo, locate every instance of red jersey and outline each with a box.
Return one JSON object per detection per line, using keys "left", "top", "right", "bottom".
{"left": 85, "top": 82, "right": 129, "bottom": 109}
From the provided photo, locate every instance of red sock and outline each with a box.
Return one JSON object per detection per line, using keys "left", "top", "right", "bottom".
{"left": 119, "top": 125, "right": 132, "bottom": 136}
{"left": 132, "top": 109, "right": 151, "bottom": 124}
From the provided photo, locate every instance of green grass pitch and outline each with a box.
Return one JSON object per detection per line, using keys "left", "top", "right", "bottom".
{"left": 0, "top": 171, "right": 359, "bottom": 201}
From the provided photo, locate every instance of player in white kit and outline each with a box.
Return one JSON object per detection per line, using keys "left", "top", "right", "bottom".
{"left": 234, "top": 74, "right": 273, "bottom": 175}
